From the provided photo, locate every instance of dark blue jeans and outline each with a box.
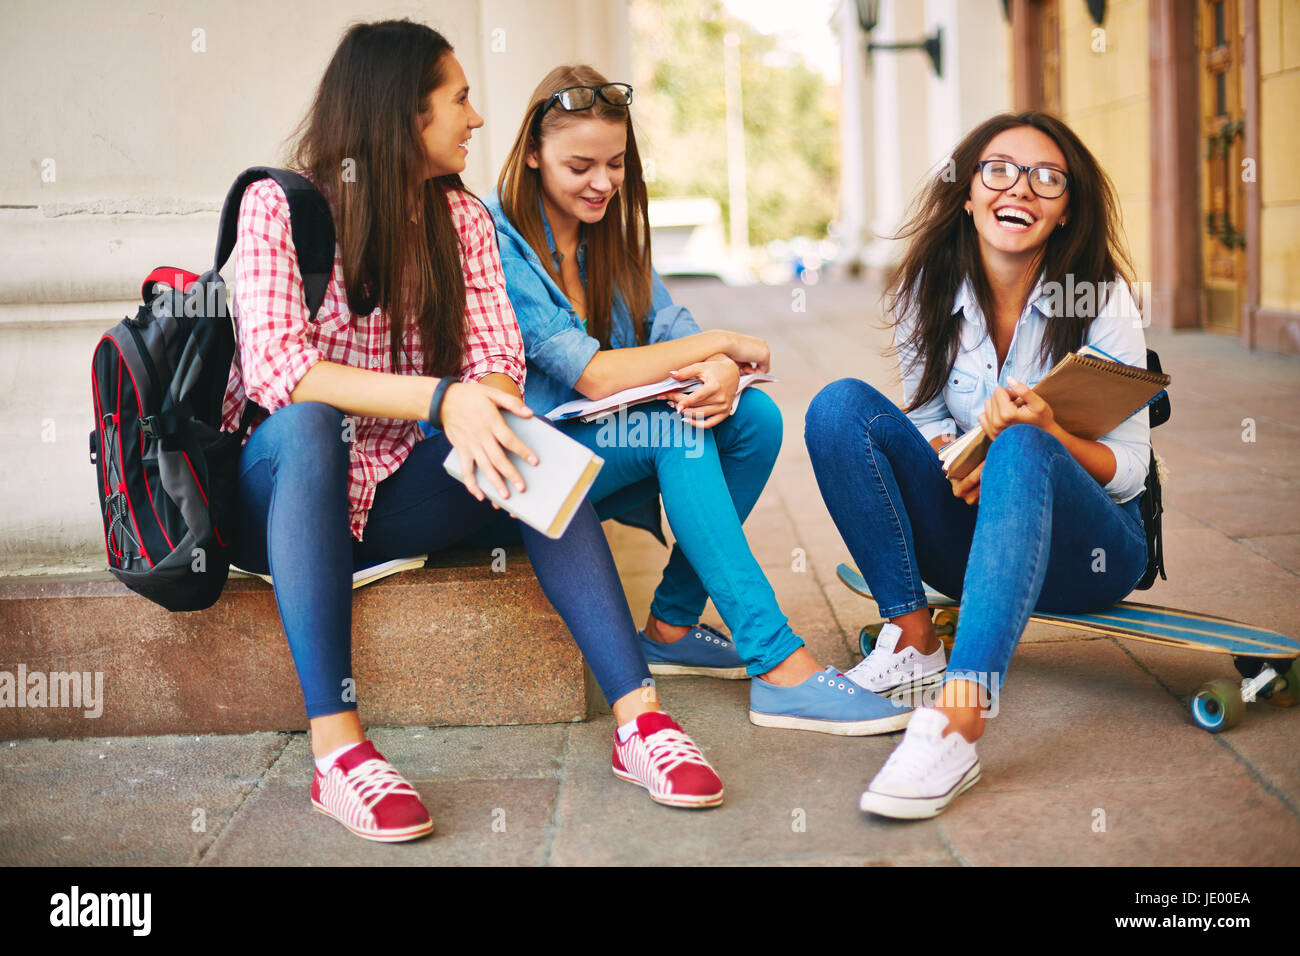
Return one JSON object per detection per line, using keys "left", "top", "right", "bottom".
{"left": 231, "top": 401, "right": 650, "bottom": 719}
{"left": 804, "top": 379, "right": 1148, "bottom": 700}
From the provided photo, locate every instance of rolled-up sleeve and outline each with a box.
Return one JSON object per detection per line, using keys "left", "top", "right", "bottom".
{"left": 496, "top": 239, "right": 600, "bottom": 392}
{"left": 232, "top": 180, "right": 325, "bottom": 413}
{"left": 647, "top": 270, "right": 702, "bottom": 344}
{"left": 455, "top": 195, "right": 526, "bottom": 392}
{"left": 894, "top": 306, "right": 956, "bottom": 442}
{"left": 1087, "top": 280, "right": 1151, "bottom": 503}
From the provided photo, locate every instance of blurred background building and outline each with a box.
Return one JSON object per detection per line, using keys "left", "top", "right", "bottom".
{"left": 838, "top": 0, "right": 1299, "bottom": 353}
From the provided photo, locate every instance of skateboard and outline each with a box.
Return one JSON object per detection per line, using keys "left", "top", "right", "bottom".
{"left": 836, "top": 562, "right": 1300, "bottom": 733}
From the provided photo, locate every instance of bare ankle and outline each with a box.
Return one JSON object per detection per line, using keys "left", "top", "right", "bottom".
{"left": 644, "top": 615, "right": 690, "bottom": 644}
{"left": 759, "top": 647, "right": 819, "bottom": 686}
{"left": 893, "top": 623, "right": 942, "bottom": 656}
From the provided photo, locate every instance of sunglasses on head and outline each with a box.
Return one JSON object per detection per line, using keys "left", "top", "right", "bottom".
{"left": 537, "top": 83, "right": 634, "bottom": 122}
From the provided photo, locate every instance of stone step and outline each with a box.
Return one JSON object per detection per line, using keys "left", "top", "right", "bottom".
{"left": 0, "top": 549, "right": 588, "bottom": 739}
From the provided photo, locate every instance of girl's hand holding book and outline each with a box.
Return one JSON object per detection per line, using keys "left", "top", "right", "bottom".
{"left": 949, "top": 460, "right": 984, "bottom": 505}
{"left": 666, "top": 356, "right": 740, "bottom": 429}
{"left": 439, "top": 382, "right": 539, "bottom": 502}
{"left": 978, "top": 377, "right": 1056, "bottom": 440}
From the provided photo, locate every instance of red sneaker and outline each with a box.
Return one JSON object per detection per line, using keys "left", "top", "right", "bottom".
{"left": 310, "top": 740, "right": 434, "bottom": 842}
{"left": 611, "top": 712, "right": 724, "bottom": 808}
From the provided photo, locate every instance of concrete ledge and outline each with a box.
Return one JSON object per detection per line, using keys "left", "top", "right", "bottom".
{"left": 0, "top": 549, "right": 588, "bottom": 739}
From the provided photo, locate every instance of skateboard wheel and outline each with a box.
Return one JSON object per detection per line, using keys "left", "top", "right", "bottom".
{"left": 932, "top": 609, "right": 958, "bottom": 653}
{"left": 1190, "top": 679, "right": 1245, "bottom": 732}
{"left": 859, "top": 623, "right": 884, "bottom": 657}
{"left": 1266, "top": 663, "right": 1299, "bottom": 708}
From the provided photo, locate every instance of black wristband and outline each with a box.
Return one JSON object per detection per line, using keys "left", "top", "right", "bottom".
{"left": 426, "top": 377, "right": 453, "bottom": 427}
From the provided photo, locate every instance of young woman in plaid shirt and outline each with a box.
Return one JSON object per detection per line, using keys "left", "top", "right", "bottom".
{"left": 222, "top": 21, "right": 723, "bottom": 843}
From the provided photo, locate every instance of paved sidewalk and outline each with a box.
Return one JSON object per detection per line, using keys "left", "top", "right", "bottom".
{"left": 3, "top": 278, "right": 1298, "bottom": 865}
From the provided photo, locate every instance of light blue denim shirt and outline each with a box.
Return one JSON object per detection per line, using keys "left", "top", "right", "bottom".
{"left": 895, "top": 274, "right": 1151, "bottom": 503}
{"left": 484, "top": 193, "right": 702, "bottom": 416}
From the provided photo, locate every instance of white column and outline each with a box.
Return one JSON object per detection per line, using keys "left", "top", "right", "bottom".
{"left": 863, "top": 0, "right": 907, "bottom": 270}
{"left": 836, "top": 0, "right": 872, "bottom": 273}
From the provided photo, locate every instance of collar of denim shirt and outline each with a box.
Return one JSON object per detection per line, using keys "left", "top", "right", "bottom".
{"left": 949, "top": 270, "right": 1057, "bottom": 382}
{"left": 949, "top": 271, "right": 1053, "bottom": 320}
{"left": 488, "top": 190, "right": 643, "bottom": 349}
{"left": 536, "top": 196, "right": 588, "bottom": 281}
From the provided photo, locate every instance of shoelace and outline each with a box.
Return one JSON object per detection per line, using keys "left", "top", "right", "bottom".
{"left": 343, "top": 758, "right": 418, "bottom": 811}
{"left": 845, "top": 643, "right": 904, "bottom": 682}
{"left": 642, "top": 728, "right": 712, "bottom": 777}
{"left": 879, "top": 724, "right": 959, "bottom": 781}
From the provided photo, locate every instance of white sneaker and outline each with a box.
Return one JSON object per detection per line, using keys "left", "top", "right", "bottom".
{"left": 844, "top": 623, "right": 947, "bottom": 703}
{"left": 859, "top": 707, "right": 980, "bottom": 820}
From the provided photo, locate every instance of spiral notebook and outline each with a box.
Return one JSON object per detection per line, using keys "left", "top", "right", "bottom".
{"left": 939, "top": 345, "right": 1171, "bottom": 479}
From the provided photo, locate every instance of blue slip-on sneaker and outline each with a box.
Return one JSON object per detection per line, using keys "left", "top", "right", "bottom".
{"left": 638, "top": 623, "right": 749, "bottom": 679}
{"left": 749, "top": 666, "right": 913, "bottom": 736}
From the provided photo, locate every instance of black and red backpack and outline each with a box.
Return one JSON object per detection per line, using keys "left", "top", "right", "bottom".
{"left": 89, "top": 167, "right": 335, "bottom": 611}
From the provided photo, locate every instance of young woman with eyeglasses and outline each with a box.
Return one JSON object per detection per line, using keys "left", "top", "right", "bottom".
{"left": 223, "top": 24, "right": 726, "bottom": 842}
{"left": 804, "top": 113, "right": 1151, "bottom": 818}
{"left": 487, "top": 64, "right": 908, "bottom": 736}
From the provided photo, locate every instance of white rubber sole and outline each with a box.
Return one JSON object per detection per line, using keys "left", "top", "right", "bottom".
{"left": 858, "top": 761, "right": 982, "bottom": 820}
{"left": 311, "top": 800, "right": 435, "bottom": 842}
{"left": 882, "top": 670, "right": 948, "bottom": 706}
{"left": 648, "top": 662, "right": 750, "bottom": 679}
{"left": 748, "top": 708, "right": 913, "bottom": 736}
{"left": 611, "top": 767, "right": 725, "bottom": 808}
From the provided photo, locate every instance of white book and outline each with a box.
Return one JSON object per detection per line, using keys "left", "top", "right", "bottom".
{"left": 232, "top": 555, "right": 428, "bottom": 590}
{"left": 442, "top": 410, "right": 604, "bottom": 539}
{"left": 548, "top": 372, "right": 777, "bottom": 423}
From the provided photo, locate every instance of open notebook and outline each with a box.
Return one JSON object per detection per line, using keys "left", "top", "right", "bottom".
{"left": 232, "top": 555, "right": 428, "bottom": 590}
{"left": 939, "top": 344, "right": 1171, "bottom": 480}
{"left": 547, "top": 372, "right": 776, "bottom": 423}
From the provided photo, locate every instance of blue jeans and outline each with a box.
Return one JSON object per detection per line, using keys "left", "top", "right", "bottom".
{"left": 558, "top": 388, "right": 802, "bottom": 676}
{"left": 231, "top": 401, "right": 651, "bottom": 718}
{"left": 804, "top": 379, "right": 1148, "bottom": 699}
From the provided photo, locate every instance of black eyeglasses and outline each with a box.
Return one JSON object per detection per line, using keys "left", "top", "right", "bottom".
{"left": 975, "top": 159, "right": 1069, "bottom": 199}
{"left": 538, "top": 83, "right": 633, "bottom": 121}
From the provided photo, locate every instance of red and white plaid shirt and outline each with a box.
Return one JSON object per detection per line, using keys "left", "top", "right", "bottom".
{"left": 220, "top": 178, "right": 526, "bottom": 540}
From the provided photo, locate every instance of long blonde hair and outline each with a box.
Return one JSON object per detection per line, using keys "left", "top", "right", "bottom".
{"left": 496, "top": 64, "right": 652, "bottom": 347}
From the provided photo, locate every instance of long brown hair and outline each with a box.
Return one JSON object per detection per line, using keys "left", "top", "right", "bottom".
{"left": 496, "top": 64, "right": 652, "bottom": 348}
{"left": 287, "top": 19, "right": 467, "bottom": 376}
{"left": 888, "top": 111, "right": 1136, "bottom": 413}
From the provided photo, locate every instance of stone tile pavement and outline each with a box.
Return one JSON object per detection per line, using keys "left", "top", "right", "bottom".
{"left": 3, "top": 277, "right": 1297, "bottom": 866}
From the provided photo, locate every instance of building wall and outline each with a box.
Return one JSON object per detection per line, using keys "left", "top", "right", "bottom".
{"left": 1056, "top": 0, "right": 1153, "bottom": 285}
{"left": 0, "top": 0, "right": 629, "bottom": 572}
{"left": 1258, "top": 0, "right": 1300, "bottom": 313}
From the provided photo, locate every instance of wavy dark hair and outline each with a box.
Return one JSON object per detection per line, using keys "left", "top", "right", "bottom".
{"left": 888, "top": 111, "right": 1136, "bottom": 413}
{"left": 496, "top": 64, "right": 652, "bottom": 348}
{"left": 286, "top": 19, "right": 466, "bottom": 376}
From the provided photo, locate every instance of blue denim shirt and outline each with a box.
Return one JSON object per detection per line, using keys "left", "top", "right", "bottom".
{"left": 484, "top": 193, "right": 702, "bottom": 416}
{"left": 486, "top": 193, "right": 703, "bottom": 544}
{"left": 896, "top": 275, "right": 1151, "bottom": 503}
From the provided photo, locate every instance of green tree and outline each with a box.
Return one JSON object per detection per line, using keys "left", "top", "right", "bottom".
{"left": 631, "top": 0, "right": 840, "bottom": 247}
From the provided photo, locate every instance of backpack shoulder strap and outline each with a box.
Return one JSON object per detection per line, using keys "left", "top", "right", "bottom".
{"left": 1146, "top": 348, "right": 1171, "bottom": 428}
{"left": 213, "top": 167, "right": 336, "bottom": 321}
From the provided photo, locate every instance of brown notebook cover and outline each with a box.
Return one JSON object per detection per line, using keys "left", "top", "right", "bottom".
{"left": 941, "top": 348, "right": 1171, "bottom": 480}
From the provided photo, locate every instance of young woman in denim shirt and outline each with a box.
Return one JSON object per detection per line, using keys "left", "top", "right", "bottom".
{"left": 805, "top": 113, "right": 1151, "bottom": 818}
{"left": 489, "top": 64, "right": 907, "bottom": 735}
{"left": 226, "top": 25, "right": 726, "bottom": 839}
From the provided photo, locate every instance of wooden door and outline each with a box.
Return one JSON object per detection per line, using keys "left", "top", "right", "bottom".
{"left": 1198, "top": 0, "right": 1246, "bottom": 333}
